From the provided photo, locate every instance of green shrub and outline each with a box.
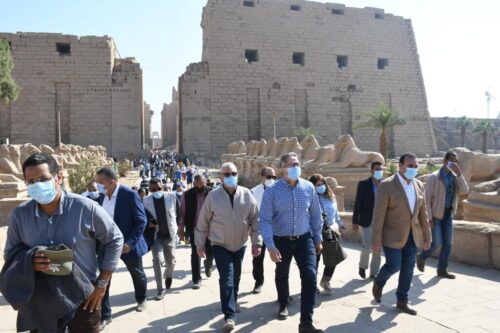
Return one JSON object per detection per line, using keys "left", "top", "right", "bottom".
{"left": 387, "top": 162, "right": 397, "bottom": 176}
{"left": 118, "top": 160, "right": 131, "bottom": 177}
{"left": 67, "top": 153, "right": 105, "bottom": 194}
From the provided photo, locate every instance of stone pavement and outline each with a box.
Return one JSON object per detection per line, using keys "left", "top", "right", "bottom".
{"left": 1, "top": 241, "right": 499, "bottom": 333}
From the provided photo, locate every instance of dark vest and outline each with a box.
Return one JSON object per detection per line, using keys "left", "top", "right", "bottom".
{"left": 184, "top": 187, "right": 209, "bottom": 233}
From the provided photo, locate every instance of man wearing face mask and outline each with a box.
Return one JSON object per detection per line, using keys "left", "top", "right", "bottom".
{"left": 250, "top": 166, "right": 276, "bottom": 294}
{"left": 95, "top": 167, "right": 148, "bottom": 330}
{"left": 195, "top": 162, "right": 262, "bottom": 333}
{"left": 143, "top": 178, "right": 178, "bottom": 300}
{"left": 3, "top": 154, "right": 123, "bottom": 332}
{"left": 371, "top": 153, "right": 432, "bottom": 315}
{"left": 259, "top": 153, "right": 323, "bottom": 333}
{"left": 417, "top": 151, "right": 469, "bottom": 279}
{"left": 352, "top": 162, "right": 384, "bottom": 279}
{"left": 179, "top": 174, "right": 214, "bottom": 289}
{"left": 82, "top": 180, "right": 102, "bottom": 202}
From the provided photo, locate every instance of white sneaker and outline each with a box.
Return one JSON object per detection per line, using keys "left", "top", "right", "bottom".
{"left": 223, "top": 319, "right": 235, "bottom": 332}
{"left": 320, "top": 279, "right": 333, "bottom": 294}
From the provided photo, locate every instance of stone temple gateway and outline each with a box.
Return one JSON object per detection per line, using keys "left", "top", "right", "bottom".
{"left": 178, "top": 0, "right": 437, "bottom": 163}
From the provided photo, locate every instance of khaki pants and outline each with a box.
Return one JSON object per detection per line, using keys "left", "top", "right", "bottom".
{"left": 359, "top": 225, "right": 381, "bottom": 277}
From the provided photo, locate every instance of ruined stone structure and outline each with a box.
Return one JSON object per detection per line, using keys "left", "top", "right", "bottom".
{"left": 432, "top": 117, "right": 500, "bottom": 153}
{"left": 161, "top": 88, "right": 178, "bottom": 148}
{"left": 0, "top": 33, "right": 145, "bottom": 157}
{"left": 144, "top": 101, "right": 153, "bottom": 149}
{"left": 178, "top": 0, "right": 437, "bottom": 163}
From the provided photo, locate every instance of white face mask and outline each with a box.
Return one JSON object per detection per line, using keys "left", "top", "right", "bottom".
{"left": 264, "top": 179, "right": 275, "bottom": 187}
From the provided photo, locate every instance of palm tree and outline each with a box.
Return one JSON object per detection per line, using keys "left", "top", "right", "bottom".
{"left": 355, "top": 103, "right": 406, "bottom": 158}
{"left": 473, "top": 120, "right": 498, "bottom": 153}
{"left": 294, "top": 127, "right": 317, "bottom": 141}
{"left": 455, "top": 116, "right": 473, "bottom": 147}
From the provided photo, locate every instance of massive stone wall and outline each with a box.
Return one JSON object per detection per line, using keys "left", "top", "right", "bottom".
{"left": 161, "top": 87, "right": 178, "bottom": 148}
{"left": 0, "top": 33, "right": 144, "bottom": 157}
{"left": 178, "top": 0, "right": 437, "bottom": 163}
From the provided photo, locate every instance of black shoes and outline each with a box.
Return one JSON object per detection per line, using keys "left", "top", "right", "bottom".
{"left": 154, "top": 290, "right": 166, "bottom": 301}
{"left": 437, "top": 269, "right": 456, "bottom": 279}
{"left": 397, "top": 302, "right": 417, "bottom": 315}
{"left": 204, "top": 260, "right": 212, "bottom": 278}
{"left": 298, "top": 323, "right": 323, "bottom": 333}
{"left": 416, "top": 254, "right": 425, "bottom": 272}
{"left": 372, "top": 282, "right": 382, "bottom": 303}
{"left": 165, "top": 278, "right": 172, "bottom": 289}
{"left": 278, "top": 305, "right": 288, "bottom": 320}
{"left": 252, "top": 283, "right": 263, "bottom": 294}
{"left": 99, "top": 318, "right": 112, "bottom": 331}
{"left": 359, "top": 268, "right": 366, "bottom": 279}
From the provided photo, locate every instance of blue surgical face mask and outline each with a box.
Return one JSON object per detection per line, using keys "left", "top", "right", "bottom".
{"left": 88, "top": 191, "right": 100, "bottom": 199}
{"left": 27, "top": 178, "right": 57, "bottom": 205}
{"left": 152, "top": 191, "right": 164, "bottom": 199}
{"left": 373, "top": 170, "right": 384, "bottom": 181}
{"left": 97, "top": 183, "right": 106, "bottom": 194}
{"left": 224, "top": 175, "right": 238, "bottom": 188}
{"left": 287, "top": 166, "right": 301, "bottom": 181}
{"left": 316, "top": 185, "right": 326, "bottom": 195}
{"left": 404, "top": 167, "right": 418, "bottom": 180}
{"left": 447, "top": 161, "right": 454, "bottom": 169}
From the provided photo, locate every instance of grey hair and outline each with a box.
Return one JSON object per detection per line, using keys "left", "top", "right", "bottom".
{"left": 279, "top": 152, "right": 298, "bottom": 168}
{"left": 220, "top": 162, "right": 237, "bottom": 172}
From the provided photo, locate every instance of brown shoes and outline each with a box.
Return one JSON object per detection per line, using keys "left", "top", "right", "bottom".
{"left": 397, "top": 302, "right": 417, "bottom": 315}
{"left": 372, "top": 282, "right": 382, "bottom": 303}
{"left": 437, "top": 269, "right": 456, "bottom": 279}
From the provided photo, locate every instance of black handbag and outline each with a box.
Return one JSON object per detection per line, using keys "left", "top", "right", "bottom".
{"left": 319, "top": 200, "right": 348, "bottom": 266}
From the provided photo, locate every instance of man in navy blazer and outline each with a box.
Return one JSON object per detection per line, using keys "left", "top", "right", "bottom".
{"left": 96, "top": 167, "right": 148, "bottom": 330}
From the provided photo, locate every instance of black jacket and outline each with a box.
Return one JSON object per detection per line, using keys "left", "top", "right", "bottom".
{"left": 0, "top": 245, "right": 94, "bottom": 333}
{"left": 352, "top": 177, "right": 377, "bottom": 227}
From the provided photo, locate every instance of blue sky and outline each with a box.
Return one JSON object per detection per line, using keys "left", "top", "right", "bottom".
{"left": 2, "top": 0, "right": 499, "bottom": 134}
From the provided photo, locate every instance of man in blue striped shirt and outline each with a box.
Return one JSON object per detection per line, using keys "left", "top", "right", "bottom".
{"left": 260, "top": 152, "right": 323, "bottom": 333}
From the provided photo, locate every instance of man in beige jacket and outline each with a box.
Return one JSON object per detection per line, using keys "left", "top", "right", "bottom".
{"left": 195, "top": 162, "right": 262, "bottom": 333}
{"left": 417, "top": 151, "right": 469, "bottom": 279}
{"left": 372, "top": 153, "right": 431, "bottom": 315}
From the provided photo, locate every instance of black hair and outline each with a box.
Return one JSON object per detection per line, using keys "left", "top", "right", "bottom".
{"left": 22, "top": 153, "right": 59, "bottom": 176}
{"left": 260, "top": 166, "right": 274, "bottom": 176}
{"left": 96, "top": 167, "right": 118, "bottom": 181}
{"left": 194, "top": 174, "right": 204, "bottom": 182}
{"left": 399, "top": 153, "right": 417, "bottom": 165}
{"left": 370, "top": 161, "right": 383, "bottom": 170}
{"left": 444, "top": 151, "right": 457, "bottom": 160}
{"left": 309, "top": 174, "right": 334, "bottom": 200}
{"left": 149, "top": 178, "right": 163, "bottom": 187}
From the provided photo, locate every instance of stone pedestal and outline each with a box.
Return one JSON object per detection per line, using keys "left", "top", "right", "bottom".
{"left": 463, "top": 191, "right": 500, "bottom": 223}
{"left": 332, "top": 186, "right": 346, "bottom": 212}
{"left": 317, "top": 168, "right": 371, "bottom": 209}
{"left": 0, "top": 181, "right": 26, "bottom": 199}
{"left": 0, "top": 198, "right": 29, "bottom": 227}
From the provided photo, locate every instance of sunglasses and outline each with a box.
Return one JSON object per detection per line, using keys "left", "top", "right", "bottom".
{"left": 265, "top": 175, "right": 277, "bottom": 180}
{"left": 223, "top": 172, "right": 238, "bottom": 177}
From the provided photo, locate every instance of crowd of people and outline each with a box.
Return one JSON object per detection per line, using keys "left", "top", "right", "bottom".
{"left": 0, "top": 149, "right": 469, "bottom": 333}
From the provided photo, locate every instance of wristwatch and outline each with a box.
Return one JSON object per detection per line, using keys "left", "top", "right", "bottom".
{"left": 96, "top": 279, "right": 109, "bottom": 289}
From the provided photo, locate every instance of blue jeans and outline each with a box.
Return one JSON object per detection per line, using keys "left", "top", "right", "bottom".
{"left": 275, "top": 234, "right": 317, "bottom": 325}
{"left": 101, "top": 257, "right": 148, "bottom": 320}
{"left": 375, "top": 233, "right": 417, "bottom": 303}
{"left": 212, "top": 245, "right": 246, "bottom": 321}
{"left": 420, "top": 210, "right": 453, "bottom": 270}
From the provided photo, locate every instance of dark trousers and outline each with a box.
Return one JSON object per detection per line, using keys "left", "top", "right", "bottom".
{"left": 190, "top": 232, "right": 214, "bottom": 283}
{"left": 30, "top": 303, "right": 101, "bottom": 333}
{"left": 375, "top": 232, "right": 417, "bottom": 303}
{"left": 101, "top": 257, "right": 148, "bottom": 320}
{"left": 316, "top": 253, "right": 336, "bottom": 278}
{"left": 252, "top": 242, "right": 266, "bottom": 285}
{"left": 275, "top": 234, "right": 317, "bottom": 325}
{"left": 420, "top": 210, "right": 453, "bottom": 270}
{"left": 212, "top": 245, "right": 246, "bottom": 321}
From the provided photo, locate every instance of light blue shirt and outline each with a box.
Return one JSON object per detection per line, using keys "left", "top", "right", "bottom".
{"left": 259, "top": 178, "right": 322, "bottom": 250}
{"left": 5, "top": 191, "right": 124, "bottom": 281}
{"left": 318, "top": 195, "right": 344, "bottom": 229}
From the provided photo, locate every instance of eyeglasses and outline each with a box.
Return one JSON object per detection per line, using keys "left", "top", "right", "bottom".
{"left": 223, "top": 172, "right": 238, "bottom": 177}
{"left": 288, "top": 163, "right": 300, "bottom": 167}
{"left": 25, "top": 177, "right": 53, "bottom": 186}
{"left": 265, "top": 175, "right": 277, "bottom": 180}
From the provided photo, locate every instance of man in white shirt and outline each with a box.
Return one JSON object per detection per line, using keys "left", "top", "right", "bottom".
{"left": 371, "top": 153, "right": 432, "bottom": 316}
{"left": 250, "top": 166, "right": 276, "bottom": 294}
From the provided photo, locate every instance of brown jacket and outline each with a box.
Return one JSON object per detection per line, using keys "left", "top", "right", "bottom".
{"left": 195, "top": 185, "right": 262, "bottom": 252}
{"left": 425, "top": 169, "right": 469, "bottom": 220}
{"left": 372, "top": 174, "right": 432, "bottom": 249}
